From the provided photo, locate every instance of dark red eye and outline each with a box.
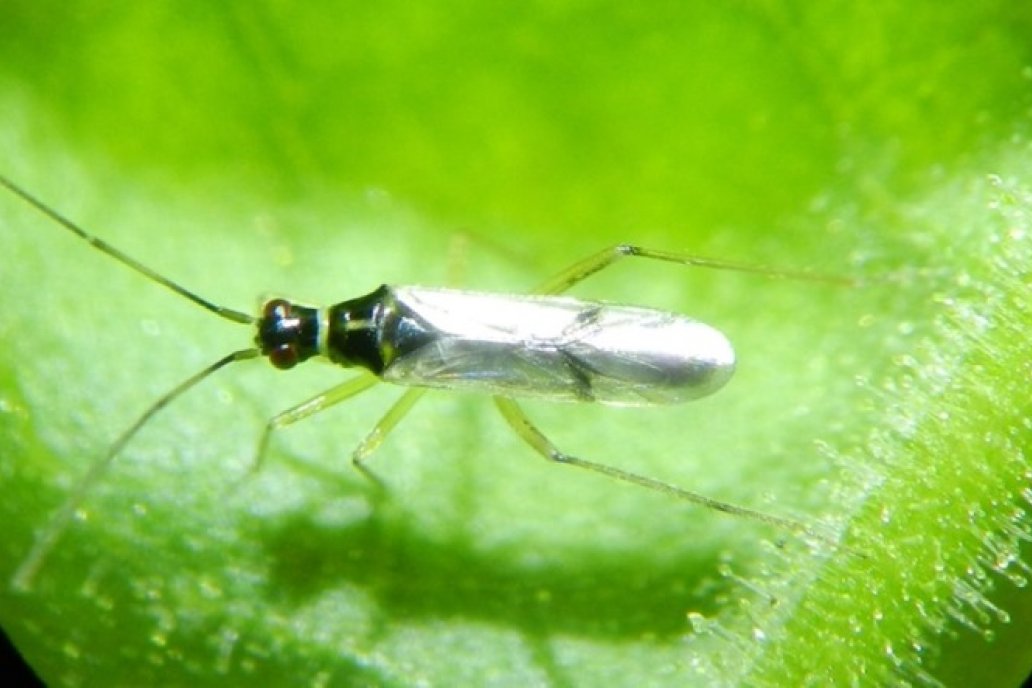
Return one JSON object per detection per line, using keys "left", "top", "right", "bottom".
{"left": 268, "top": 343, "right": 298, "bottom": 370}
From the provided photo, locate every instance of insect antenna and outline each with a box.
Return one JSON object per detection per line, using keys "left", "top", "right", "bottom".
{"left": 11, "top": 348, "right": 261, "bottom": 591}
{"left": 1, "top": 174, "right": 263, "bottom": 590}
{"left": 0, "top": 174, "right": 256, "bottom": 325}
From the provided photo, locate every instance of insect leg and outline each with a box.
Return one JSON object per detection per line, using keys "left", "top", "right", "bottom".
{"left": 253, "top": 373, "right": 380, "bottom": 473}
{"left": 493, "top": 395, "right": 845, "bottom": 549}
{"left": 533, "top": 243, "right": 858, "bottom": 295}
{"left": 352, "top": 387, "right": 428, "bottom": 469}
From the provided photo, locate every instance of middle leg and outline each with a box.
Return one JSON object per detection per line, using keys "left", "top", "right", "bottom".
{"left": 253, "top": 373, "right": 380, "bottom": 473}
{"left": 350, "top": 387, "right": 429, "bottom": 484}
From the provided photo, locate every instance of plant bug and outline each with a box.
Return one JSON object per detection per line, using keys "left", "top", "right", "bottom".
{"left": 0, "top": 173, "right": 859, "bottom": 590}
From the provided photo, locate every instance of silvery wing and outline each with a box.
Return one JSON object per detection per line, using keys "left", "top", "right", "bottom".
{"left": 380, "top": 286, "right": 735, "bottom": 406}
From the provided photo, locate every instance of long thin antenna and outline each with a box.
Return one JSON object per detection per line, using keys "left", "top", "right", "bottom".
{"left": 0, "top": 174, "right": 256, "bottom": 325}
{"left": 12, "top": 348, "right": 260, "bottom": 591}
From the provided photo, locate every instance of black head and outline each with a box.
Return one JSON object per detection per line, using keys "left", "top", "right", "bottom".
{"left": 257, "top": 299, "right": 320, "bottom": 369}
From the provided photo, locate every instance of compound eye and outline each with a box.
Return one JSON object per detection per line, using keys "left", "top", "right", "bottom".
{"left": 268, "top": 343, "right": 298, "bottom": 370}
{"left": 263, "top": 298, "right": 291, "bottom": 320}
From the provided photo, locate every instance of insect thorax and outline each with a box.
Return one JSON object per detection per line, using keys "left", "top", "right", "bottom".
{"left": 325, "top": 284, "right": 438, "bottom": 376}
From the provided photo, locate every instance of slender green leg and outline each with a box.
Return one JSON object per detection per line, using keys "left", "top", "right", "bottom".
{"left": 493, "top": 395, "right": 846, "bottom": 550}
{"left": 533, "top": 243, "right": 858, "bottom": 295}
{"left": 351, "top": 387, "right": 429, "bottom": 483}
{"left": 254, "top": 373, "right": 380, "bottom": 473}
{"left": 255, "top": 377, "right": 431, "bottom": 488}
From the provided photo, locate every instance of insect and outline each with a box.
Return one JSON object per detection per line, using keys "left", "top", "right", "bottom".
{"left": 1, "top": 173, "right": 856, "bottom": 591}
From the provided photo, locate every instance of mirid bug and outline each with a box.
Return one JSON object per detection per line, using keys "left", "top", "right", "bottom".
{"left": 1, "top": 174, "right": 857, "bottom": 590}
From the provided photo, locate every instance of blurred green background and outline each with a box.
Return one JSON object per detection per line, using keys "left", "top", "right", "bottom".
{"left": 0, "top": 2, "right": 1030, "bottom": 686}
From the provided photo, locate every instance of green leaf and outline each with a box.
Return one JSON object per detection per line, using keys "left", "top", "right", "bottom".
{"left": 1, "top": 3, "right": 1030, "bottom": 686}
